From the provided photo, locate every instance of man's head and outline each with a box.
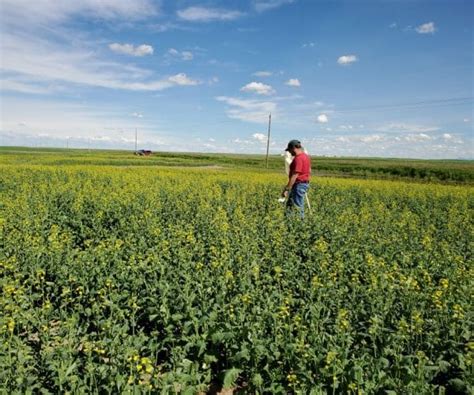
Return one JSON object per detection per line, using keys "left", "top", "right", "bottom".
{"left": 285, "top": 139, "right": 303, "bottom": 156}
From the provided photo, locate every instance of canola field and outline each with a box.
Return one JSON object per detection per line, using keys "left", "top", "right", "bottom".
{"left": 0, "top": 158, "right": 473, "bottom": 393}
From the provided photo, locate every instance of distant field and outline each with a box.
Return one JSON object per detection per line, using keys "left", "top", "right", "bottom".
{"left": 1, "top": 146, "right": 473, "bottom": 184}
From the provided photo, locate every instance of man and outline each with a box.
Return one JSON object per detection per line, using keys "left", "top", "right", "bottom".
{"left": 281, "top": 139, "right": 311, "bottom": 218}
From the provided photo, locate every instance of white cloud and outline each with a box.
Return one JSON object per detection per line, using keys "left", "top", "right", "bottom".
{"left": 149, "top": 22, "right": 184, "bottom": 33}
{"left": 181, "top": 51, "right": 194, "bottom": 61}
{"left": 376, "top": 123, "right": 439, "bottom": 133}
{"left": 109, "top": 43, "right": 153, "bottom": 56}
{"left": 216, "top": 96, "right": 276, "bottom": 123}
{"left": 167, "top": 73, "right": 200, "bottom": 86}
{"left": 339, "top": 125, "right": 354, "bottom": 130}
{"left": 404, "top": 133, "right": 432, "bottom": 142}
{"left": 389, "top": 22, "right": 397, "bottom": 29}
{"left": 1, "top": 32, "right": 200, "bottom": 92}
{"left": 337, "top": 55, "right": 358, "bottom": 65}
{"left": 416, "top": 22, "right": 436, "bottom": 34}
{"left": 360, "top": 134, "right": 382, "bottom": 143}
{"left": 0, "top": 0, "right": 157, "bottom": 27}
{"left": 285, "top": 78, "right": 301, "bottom": 87}
{"left": 442, "top": 133, "right": 453, "bottom": 140}
{"left": 240, "top": 81, "right": 275, "bottom": 95}
{"left": 132, "top": 112, "right": 143, "bottom": 118}
{"left": 463, "top": 118, "right": 470, "bottom": 123}
{"left": 302, "top": 132, "right": 472, "bottom": 159}
{"left": 254, "top": 0, "right": 296, "bottom": 12}
{"left": 302, "top": 42, "right": 316, "bottom": 48}
{"left": 252, "top": 133, "right": 267, "bottom": 142}
{"left": 0, "top": 97, "right": 162, "bottom": 148}
{"left": 317, "top": 114, "right": 329, "bottom": 123}
{"left": 0, "top": 79, "right": 58, "bottom": 94}
{"left": 167, "top": 48, "right": 194, "bottom": 61}
{"left": 253, "top": 71, "right": 273, "bottom": 77}
{"left": 177, "top": 6, "right": 244, "bottom": 22}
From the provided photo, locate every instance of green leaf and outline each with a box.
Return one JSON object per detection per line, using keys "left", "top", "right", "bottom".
{"left": 223, "top": 368, "right": 241, "bottom": 389}
{"left": 252, "top": 373, "right": 263, "bottom": 387}
{"left": 65, "top": 362, "right": 77, "bottom": 378}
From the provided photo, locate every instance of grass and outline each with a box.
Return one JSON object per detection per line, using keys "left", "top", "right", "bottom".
{"left": 0, "top": 146, "right": 473, "bottom": 184}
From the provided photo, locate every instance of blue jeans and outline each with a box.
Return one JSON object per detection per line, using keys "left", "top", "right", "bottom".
{"left": 286, "top": 182, "right": 309, "bottom": 218}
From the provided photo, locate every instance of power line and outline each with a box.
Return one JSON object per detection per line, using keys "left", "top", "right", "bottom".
{"left": 333, "top": 97, "right": 473, "bottom": 113}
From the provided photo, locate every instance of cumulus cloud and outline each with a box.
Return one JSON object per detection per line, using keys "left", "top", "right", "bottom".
{"left": 177, "top": 6, "right": 244, "bottom": 22}
{"left": 416, "top": 22, "right": 436, "bottom": 34}
{"left": 337, "top": 55, "right": 358, "bottom": 65}
{"left": 240, "top": 81, "right": 275, "bottom": 95}
{"left": 252, "top": 133, "right": 267, "bottom": 142}
{"left": 168, "top": 73, "right": 199, "bottom": 86}
{"left": 253, "top": 71, "right": 273, "bottom": 77}
{"left": 109, "top": 43, "right": 154, "bottom": 56}
{"left": 285, "top": 78, "right": 301, "bottom": 87}
{"left": 317, "top": 114, "right": 329, "bottom": 123}
{"left": 168, "top": 48, "right": 194, "bottom": 61}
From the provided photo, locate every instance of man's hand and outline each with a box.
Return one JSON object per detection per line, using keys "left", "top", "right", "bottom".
{"left": 281, "top": 189, "right": 289, "bottom": 198}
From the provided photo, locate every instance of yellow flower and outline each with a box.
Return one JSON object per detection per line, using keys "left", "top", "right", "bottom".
{"left": 287, "top": 373, "right": 297, "bottom": 384}
{"left": 453, "top": 304, "right": 464, "bottom": 319}
{"left": 7, "top": 318, "right": 15, "bottom": 334}
{"left": 439, "top": 278, "right": 449, "bottom": 289}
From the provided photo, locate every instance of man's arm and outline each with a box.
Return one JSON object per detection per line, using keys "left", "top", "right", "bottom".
{"left": 282, "top": 173, "right": 299, "bottom": 197}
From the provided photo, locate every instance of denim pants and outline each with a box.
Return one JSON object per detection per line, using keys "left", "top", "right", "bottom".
{"left": 286, "top": 182, "right": 309, "bottom": 218}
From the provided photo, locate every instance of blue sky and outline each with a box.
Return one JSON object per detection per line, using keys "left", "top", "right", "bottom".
{"left": 0, "top": 0, "right": 472, "bottom": 158}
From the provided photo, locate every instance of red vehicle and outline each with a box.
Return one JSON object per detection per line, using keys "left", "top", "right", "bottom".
{"left": 135, "top": 149, "right": 152, "bottom": 156}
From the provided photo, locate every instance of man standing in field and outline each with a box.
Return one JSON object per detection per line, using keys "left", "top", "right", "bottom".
{"left": 281, "top": 139, "right": 311, "bottom": 218}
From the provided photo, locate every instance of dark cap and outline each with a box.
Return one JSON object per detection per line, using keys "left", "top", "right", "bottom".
{"left": 285, "top": 139, "right": 301, "bottom": 151}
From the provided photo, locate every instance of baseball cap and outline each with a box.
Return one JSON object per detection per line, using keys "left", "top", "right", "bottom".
{"left": 285, "top": 139, "right": 301, "bottom": 151}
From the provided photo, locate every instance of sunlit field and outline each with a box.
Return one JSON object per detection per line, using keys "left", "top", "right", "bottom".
{"left": 0, "top": 148, "right": 472, "bottom": 393}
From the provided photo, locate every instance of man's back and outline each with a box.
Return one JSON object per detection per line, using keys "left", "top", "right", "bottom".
{"left": 290, "top": 152, "right": 311, "bottom": 183}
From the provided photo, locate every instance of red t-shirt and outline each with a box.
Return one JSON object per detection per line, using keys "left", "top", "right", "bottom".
{"left": 290, "top": 152, "right": 311, "bottom": 183}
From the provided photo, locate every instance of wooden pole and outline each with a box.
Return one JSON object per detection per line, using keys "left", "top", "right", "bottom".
{"left": 265, "top": 113, "right": 272, "bottom": 168}
{"left": 135, "top": 128, "right": 137, "bottom": 152}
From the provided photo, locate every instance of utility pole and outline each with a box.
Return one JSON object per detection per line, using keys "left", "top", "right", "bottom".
{"left": 265, "top": 113, "right": 272, "bottom": 168}
{"left": 135, "top": 128, "right": 138, "bottom": 152}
